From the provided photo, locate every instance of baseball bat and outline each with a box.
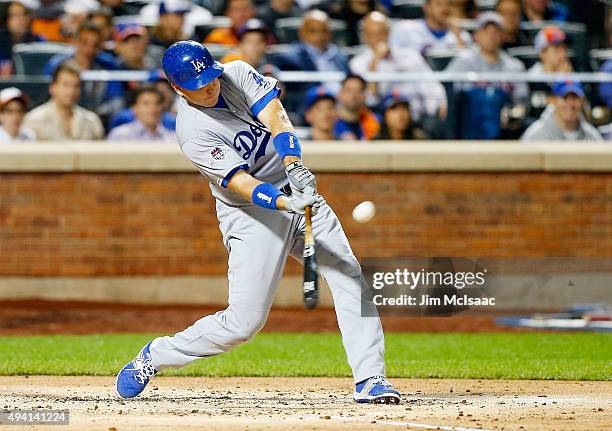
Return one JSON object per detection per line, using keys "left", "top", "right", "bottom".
{"left": 303, "top": 206, "right": 319, "bottom": 309}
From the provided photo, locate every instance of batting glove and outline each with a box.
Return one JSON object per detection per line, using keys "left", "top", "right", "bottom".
{"left": 283, "top": 194, "right": 324, "bottom": 216}
{"left": 285, "top": 161, "right": 317, "bottom": 198}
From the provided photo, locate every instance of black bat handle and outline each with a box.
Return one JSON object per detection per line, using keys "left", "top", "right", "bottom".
{"left": 303, "top": 206, "right": 319, "bottom": 309}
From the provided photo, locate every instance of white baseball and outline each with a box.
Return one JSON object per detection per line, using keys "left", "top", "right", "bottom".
{"left": 352, "top": 201, "right": 376, "bottom": 223}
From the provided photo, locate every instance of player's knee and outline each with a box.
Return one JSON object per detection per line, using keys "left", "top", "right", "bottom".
{"left": 232, "top": 316, "right": 266, "bottom": 342}
{"left": 220, "top": 307, "right": 267, "bottom": 343}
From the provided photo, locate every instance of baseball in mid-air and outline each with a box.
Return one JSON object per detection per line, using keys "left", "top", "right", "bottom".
{"left": 352, "top": 201, "right": 376, "bottom": 223}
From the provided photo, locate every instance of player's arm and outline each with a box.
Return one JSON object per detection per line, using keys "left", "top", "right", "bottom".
{"left": 256, "top": 98, "right": 317, "bottom": 197}
{"left": 226, "top": 169, "right": 319, "bottom": 214}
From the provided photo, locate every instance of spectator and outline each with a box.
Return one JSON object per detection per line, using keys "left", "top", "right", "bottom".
{"left": 150, "top": 0, "right": 189, "bottom": 49}
{"left": 449, "top": 0, "right": 477, "bottom": 20}
{"left": 273, "top": 10, "right": 349, "bottom": 76}
{"left": 389, "top": 0, "right": 471, "bottom": 56}
{"left": 114, "top": 23, "right": 158, "bottom": 70}
{"left": 334, "top": 74, "right": 380, "bottom": 140}
{"left": 375, "top": 92, "right": 425, "bottom": 140}
{"left": 61, "top": 0, "right": 100, "bottom": 42}
{"left": 497, "top": 0, "right": 530, "bottom": 49}
{"left": 257, "top": 0, "right": 302, "bottom": 41}
{"left": 446, "top": 12, "right": 528, "bottom": 139}
{"left": 221, "top": 19, "right": 269, "bottom": 69}
{"left": 529, "top": 26, "right": 572, "bottom": 74}
{"left": 521, "top": 0, "right": 568, "bottom": 24}
{"left": 599, "top": 60, "right": 612, "bottom": 108}
{"left": 89, "top": 6, "right": 114, "bottom": 48}
{"left": 0, "top": 87, "right": 35, "bottom": 142}
{"left": 108, "top": 85, "right": 175, "bottom": 141}
{"left": 99, "top": 0, "right": 141, "bottom": 17}
{"left": 44, "top": 21, "right": 124, "bottom": 119}
{"left": 273, "top": 9, "right": 349, "bottom": 111}
{"left": 521, "top": 81, "right": 603, "bottom": 141}
{"left": 350, "top": 11, "right": 447, "bottom": 123}
{"left": 526, "top": 26, "right": 572, "bottom": 119}
{"left": 108, "top": 70, "right": 177, "bottom": 132}
{"left": 0, "top": 0, "right": 45, "bottom": 75}
{"left": 303, "top": 85, "right": 337, "bottom": 140}
{"left": 204, "top": 0, "right": 256, "bottom": 46}
{"left": 327, "top": 0, "right": 378, "bottom": 47}
{"left": 31, "top": 0, "right": 65, "bottom": 42}
{"left": 23, "top": 61, "right": 104, "bottom": 140}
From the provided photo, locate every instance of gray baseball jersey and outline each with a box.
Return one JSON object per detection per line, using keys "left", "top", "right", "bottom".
{"left": 176, "top": 60, "right": 286, "bottom": 206}
{"left": 150, "top": 59, "right": 387, "bottom": 384}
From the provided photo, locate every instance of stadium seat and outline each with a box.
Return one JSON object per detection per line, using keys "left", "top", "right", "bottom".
{"left": 12, "top": 42, "right": 73, "bottom": 76}
{"left": 264, "top": 44, "right": 292, "bottom": 64}
{"left": 0, "top": 80, "right": 50, "bottom": 108}
{"left": 590, "top": 49, "right": 612, "bottom": 71}
{"left": 476, "top": 0, "right": 497, "bottom": 11}
{"left": 274, "top": 17, "right": 349, "bottom": 47}
{"left": 425, "top": 48, "right": 460, "bottom": 71}
{"left": 391, "top": 0, "right": 425, "bottom": 19}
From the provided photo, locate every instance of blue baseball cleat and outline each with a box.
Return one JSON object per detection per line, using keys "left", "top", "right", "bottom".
{"left": 115, "top": 342, "right": 157, "bottom": 398}
{"left": 353, "top": 375, "right": 401, "bottom": 404}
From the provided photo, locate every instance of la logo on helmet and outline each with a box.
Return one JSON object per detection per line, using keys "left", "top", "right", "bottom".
{"left": 190, "top": 59, "right": 206, "bottom": 73}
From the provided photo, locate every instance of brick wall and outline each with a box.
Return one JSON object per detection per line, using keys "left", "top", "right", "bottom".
{"left": 1, "top": 172, "right": 611, "bottom": 277}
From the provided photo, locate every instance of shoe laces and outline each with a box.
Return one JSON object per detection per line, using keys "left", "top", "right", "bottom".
{"left": 362, "top": 375, "right": 393, "bottom": 393}
{"left": 132, "top": 351, "right": 156, "bottom": 385}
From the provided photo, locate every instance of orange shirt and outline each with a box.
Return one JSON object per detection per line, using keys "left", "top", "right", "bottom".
{"left": 204, "top": 28, "right": 238, "bottom": 46}
{"left": 32, "top": 18, "right": 66, "bottom": 42}
{"left": 360, "top": 109, "right": 381, "bottom": 140}
{"left": 220, "top": 51, "right": 244, "bottom": 63}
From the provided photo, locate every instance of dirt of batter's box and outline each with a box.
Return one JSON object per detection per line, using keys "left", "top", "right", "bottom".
{"left": 0, "top": 300, "right": 533, "bottom": 335}
{"left": 0, "top": 376, "right": 610, "bottom": 431}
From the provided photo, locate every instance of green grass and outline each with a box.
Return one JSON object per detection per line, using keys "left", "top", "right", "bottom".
{"left": 0, "top": 333, "right": 610, "bottom": 380}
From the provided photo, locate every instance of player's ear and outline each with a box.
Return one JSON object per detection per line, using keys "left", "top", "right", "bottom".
{"left": 171, "top": 83, "right": 184, "bottom": 97}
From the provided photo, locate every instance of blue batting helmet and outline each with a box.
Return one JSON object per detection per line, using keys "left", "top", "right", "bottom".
{"left": 162, "top": 40, "right": 224, "bottom": 90}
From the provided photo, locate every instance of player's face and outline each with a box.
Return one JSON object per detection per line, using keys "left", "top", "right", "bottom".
{"left": 177, "top": 78, "right": 221, "bottom": 107}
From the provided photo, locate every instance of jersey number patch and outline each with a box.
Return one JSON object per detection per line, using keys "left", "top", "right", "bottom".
{"left": 232, "top": 124, "right": 270, "bottom": 163}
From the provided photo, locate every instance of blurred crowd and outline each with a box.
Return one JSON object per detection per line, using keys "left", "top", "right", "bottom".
{"left": 0, "top": 0, "right": 610, "bottom": 143}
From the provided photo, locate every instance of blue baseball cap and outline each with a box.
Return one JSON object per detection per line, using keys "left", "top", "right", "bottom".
{"left": 162, "top": 41, "right": 224, "bottom": 90}
{"left": 304, "top": 85, "right": 335, "bottom": 111}
{"left": 551, "top": 81, "right": 585, "bottom": 98}
{"left": 381, "top": 91, "right": 410, "bottom": 112}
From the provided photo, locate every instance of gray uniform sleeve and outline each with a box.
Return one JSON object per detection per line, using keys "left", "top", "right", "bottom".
{"left": 233, "top": 61, "right": 281, "bottom": 117}
{"left": 181, "top": 137, "right": 249, "bottom": 188}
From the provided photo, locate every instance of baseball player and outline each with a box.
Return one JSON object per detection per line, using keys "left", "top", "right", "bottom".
{"left": 115, "top": 40, "right": 400, "bottom": 404}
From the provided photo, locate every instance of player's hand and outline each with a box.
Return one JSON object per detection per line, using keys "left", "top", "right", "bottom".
{"left": 280, "top": 194, "right": 324, "bottom": 215}
{"left": 285, "top": 161, "right": 317, "bottom": 197}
